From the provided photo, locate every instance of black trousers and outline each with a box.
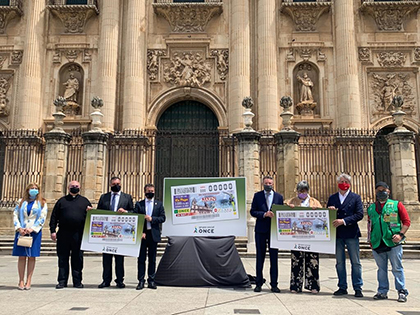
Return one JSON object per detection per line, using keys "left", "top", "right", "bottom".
{"left": 102, "top": 253, "right": 125, "bottom": 284}
{"left": 56, "top": 230, "right": 83, "bottom": 285}
{"left": 137, "top": 230, "right": 158, "bottom": 282}
{"left": 255, "top": 231, "right": 278, "bottom": 287}
{"left": 290, "top": 250, "right": 320, "bottom": 292}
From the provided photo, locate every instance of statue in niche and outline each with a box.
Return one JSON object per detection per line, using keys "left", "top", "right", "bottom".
{"left": 296, "top": 72, "right": 316, "bottom": 117}
{"left": 63, "top": 72, "right": 79, "bottom": 103}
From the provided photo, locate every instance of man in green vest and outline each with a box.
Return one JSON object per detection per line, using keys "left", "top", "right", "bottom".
{"left": 368, "top": 181, "right": 411, "bottom": 302}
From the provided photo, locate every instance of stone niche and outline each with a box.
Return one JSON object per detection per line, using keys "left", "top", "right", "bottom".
{"left": 293, "top": 62, "right": 320, "bottom": 117}
{"left": 58, "top": 63, "right": 84, "bottom": 116}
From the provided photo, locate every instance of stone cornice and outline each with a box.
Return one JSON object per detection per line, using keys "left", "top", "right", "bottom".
{"left": 361, "top": 1, "right": 420, "bottom": 31}
{"left": 280, "top": 1, "right": 331, "bottom": 32}
{"left": 153, "top": 3, "right": 223, "bottom": 33}
{"left": 47, "top": 1, "right": 99, "bottom": 34}
{"left": 0, "top": 0, "right": 23, "bottom": 34}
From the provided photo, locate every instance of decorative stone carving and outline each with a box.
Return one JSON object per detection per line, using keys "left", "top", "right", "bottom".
{"left": 241, "top": 96, "right": 255, "bottom": 131}
{"left": 210, "top": 49, "right": 229, "bottom": 80}
{"left": 0, "top": 76, "right": 11, "bottom": 117}
{"left": 358, "top": 47, "right": 371, "bottom": 62}
{"left": 414, "top": 47, "right": 420, "bottom": 62}
{"left": 52, "top": 96, "right": 67, "bottom": 132}
{"left": 10, "top": 50, "right": 23, "bottom": 65}
{"left": 0, "top": 56, "right": 7, "bottom": 69}
{"left": 163, "top": 51, "right": 212, "bottom": 87}
{"left": 370, "top": 72, "right": 416, "bottom": 119}
{"left": 153, "top": 2, "right": 223, "bottom": 33}
{"left": 47, "top": 1, "right": 99, "bottom": 34}
{"left": 90, "top": 96, "right": 104, "bottom": 132}
{"left": 299, "top": 49, "right": 312, "bottom": 61}
{"left": 65, "top": 50, "right": 79, "bottom": 63}
{"left": 361, "top": 1, "right": 420, "bottom": 32}
{"left": 147, "top": 49, "right": 166, "bottom": 81}
{"left": 0, "top": 0, "right": 23, "bottom": 34}
{"left": 281, "top": 1, "right": 331, "bottom": 32}
{"left": 53, "top": 50, "right": 61, "bottom": 63}
{"left": 280, "top": 96, "right": 294, "bottom": 131}
{"left": 296, "top": 72, "right": 317, "bottom": 117}
{"left": 391, "top": 96, "right": 406, "bottom": 132}
{"left": 60, "top": 65, "right": 83, "bottom": 115}
{"left": 83, "top": 50, "right": 92, "bottom": 63}
{"left": 377, "top": 51, "right": 406, "bottom": 67}
{"left": 317, "top": 50, "right": 326, "bottom": 62}
{"left": 286, "top": 48, "right": 295, "bottom": 62}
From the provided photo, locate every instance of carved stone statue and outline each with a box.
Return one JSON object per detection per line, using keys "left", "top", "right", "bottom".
{"left": 297, "top": 72, "right": 314, "bottom": 103}
{"left": 63, "top": 72, "right": 79, "bottom": 103}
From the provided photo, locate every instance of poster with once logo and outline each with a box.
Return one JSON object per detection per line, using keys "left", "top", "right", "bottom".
{"left": 81, "top": 209, "right": 144, "bottom": 257}
{"left": 163, "top": 178, "right": 246, "bottom": 236}
{"left": 270, "top": 205, "right": 337, "bottom": 254}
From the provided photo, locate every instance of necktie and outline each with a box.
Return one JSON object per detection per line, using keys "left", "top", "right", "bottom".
{"left": 111, "top": 193, "right": 116, "bottom": 211}
{"left": 266, "top": 193, "right": 270, "bottom": 210}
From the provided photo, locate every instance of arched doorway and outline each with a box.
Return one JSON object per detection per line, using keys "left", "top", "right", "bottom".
{"left": 373, "top": 126, "right": 394, "bottom": 193}
{"left": 154, "top": 100, "right": 220, "bottom": 199}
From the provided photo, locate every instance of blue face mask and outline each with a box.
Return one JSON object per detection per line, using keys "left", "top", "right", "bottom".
{"left": 29, "top": 189, "right": 39, "bottom": 198}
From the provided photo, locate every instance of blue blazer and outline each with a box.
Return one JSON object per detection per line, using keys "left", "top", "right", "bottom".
{"left": 327, "top": 191, "right": 364, "bottom": 239}
{"left": 250, "top": 190, "right": 283, "bottom": 234}
{"left": 134, "top": 199, "right": 166, "bottom": 243}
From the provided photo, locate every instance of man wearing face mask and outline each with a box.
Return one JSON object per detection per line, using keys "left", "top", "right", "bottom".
{"left": 368, "top": 182, "right": 410, "bottom": 302}
{"left": 49, "top": 181, "right": 92, "bottom": 289}
{"left": 250, "top": 176, "right": 284, "bottom": 293}
{"left": 134, "top": 184, "right": 165, "bottom": 290}
{"left": 327, "top": 173, "right": 364, "bottom": 298}
{"left": 96, "top": 177, "right": 134, "bottom": 289}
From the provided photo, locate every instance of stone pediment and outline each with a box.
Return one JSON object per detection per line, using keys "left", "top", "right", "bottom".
{"left": 47, "top": 0, "right": 99, "bottom": 34}
{"left": 361, "top": 0, "right": 420, "bottom": 31}
{"left": 280, "top": 0, "right": 331, "bottom": 32}
{"left": 153, "top": 1, "right": 223, "bottom": 33}
{"left": 0, "top": 0, "right": 23, "bottom": 34}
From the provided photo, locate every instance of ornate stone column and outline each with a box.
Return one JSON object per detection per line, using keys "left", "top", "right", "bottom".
{"left": 15, "top": 0, "right": 45, "bottom": 129}
{"left": 257, "top": 0, "right": 278, "bottom": 132}
{"left": 43, "top": 132, "right": 71, "bottom": 202}
{"left": 82, "top": 132, "right": 108, "bottom": 202}
{"left": 229, "top": 0, "right": 251, "bottom": 132}
{"left": 97, "top": 1, "right": 120, "bottom": 131}
{"left": 334, "top": 0, "right": 362, "bottom": 128}
{"left": 275, "top": 96, "right": 300, "bottom": 199}
{"left": 122, "top": 0, "right": 147, "bottom": 130}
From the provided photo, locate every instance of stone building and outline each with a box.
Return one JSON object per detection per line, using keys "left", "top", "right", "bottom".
{"left": 0, "top": 0, "right": 419, "bottom": 242}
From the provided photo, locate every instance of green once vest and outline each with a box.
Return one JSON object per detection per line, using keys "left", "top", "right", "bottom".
{"left": 368, "top": 199, "right": 401, "bottom": 249}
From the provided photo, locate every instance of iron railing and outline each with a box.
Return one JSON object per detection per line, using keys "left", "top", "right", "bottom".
{"left": 65, "top": 128, "right": 85, "bottom": 189}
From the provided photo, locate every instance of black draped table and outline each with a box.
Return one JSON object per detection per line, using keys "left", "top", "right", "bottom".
{"left": 155, "top": 236, "right": 250, "bottom": 287}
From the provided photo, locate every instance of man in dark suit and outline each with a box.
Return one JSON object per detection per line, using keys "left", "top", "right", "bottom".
{"left": 250, "top": 176, "right": 284, "bottom": 293}
{"left": 134, "top": 183, "right": 165, "bottom": 290}
{"left": 327, "top": 173, "right": 364, "bottom": 298}
{"left": 97, "top": 177, "right": 134, "bottom": 289}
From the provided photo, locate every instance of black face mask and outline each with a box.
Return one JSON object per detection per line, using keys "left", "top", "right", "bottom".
{"left": 111, "top": 185, "right": 121, "bottom": 193}
{"left": 376, "top": 191, "right": 389, "bottom": 202}
{"left": 70, "top": 187, "right": 80, "bottom": 194}
{"left": 264, "top": 185, "right": 273, "bottom": 192}
{"left": 145, "top": 192, "right": 154, "bottom": 199}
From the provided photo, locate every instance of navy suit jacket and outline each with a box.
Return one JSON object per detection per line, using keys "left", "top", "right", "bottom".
{"left": 134, "top": 199, "right": 166, "bottom": 243}
{"left": 97, "top": 192, "right": 134, "bottom": 213}
{"left": 327, "top": 191, "right": 364, "bottom": 239}
{"left": 250, "top": 190, "right": 283, "bottom": 234}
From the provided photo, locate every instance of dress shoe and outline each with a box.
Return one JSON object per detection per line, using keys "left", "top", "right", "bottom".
{"left": 333, "top": 288, "right": 348, "bottom": 296}
{"left": 98, "top": 282, "right": 110, "bottom": 288}
{"left": 73, "top": 283, "right": 84, "bottom": 289}
{"left": 56, "top": 283, "right": 65, "bottom": 289}
{"left": 148, "top": 281, "right": 157, "bottom": 289}
{"left": 271, "top": 287, "right": 281, "bottom": 293}
{"left": 254, "top": 285, "right": 262, "bottom": 292}
{"left": 136, "top": 280, "right": 145, "bottom": 290}
{"left": 354, "top": 290, "right": 363, "bottom": 298}
{"left": 116, "top": 282, "right": 126, "bottom": 289}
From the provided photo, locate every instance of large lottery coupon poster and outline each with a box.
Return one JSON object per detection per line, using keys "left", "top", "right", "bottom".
{"left": 270, "top": 205, "right": 337, "bottom": 254}
{"left": 81, "top": 209, "right": 144, "bottom": 257}
{"left": 163, "top": 178, "right": 246, "bottom": 237}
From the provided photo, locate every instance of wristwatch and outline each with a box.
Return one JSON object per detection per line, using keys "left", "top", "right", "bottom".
{"left": 398, "top": 232, "right": 405, "bottom": 238}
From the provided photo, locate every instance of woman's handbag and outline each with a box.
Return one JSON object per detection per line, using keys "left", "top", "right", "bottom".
{"left": 17, "top": 235, "right": 33, "bottom": 247}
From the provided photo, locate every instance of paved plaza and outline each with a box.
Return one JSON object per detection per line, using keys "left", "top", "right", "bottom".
{"left": 0, "top": 255, "right": 419, "bottom": 315}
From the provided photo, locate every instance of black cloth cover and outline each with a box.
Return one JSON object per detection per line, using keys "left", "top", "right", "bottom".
{"left": 155, "top": 236, "right": 251, "bottom": 287}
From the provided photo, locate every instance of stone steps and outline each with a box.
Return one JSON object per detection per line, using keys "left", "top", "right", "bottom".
{"left": 1, "top": 237, "right": 420, "bottom": 258}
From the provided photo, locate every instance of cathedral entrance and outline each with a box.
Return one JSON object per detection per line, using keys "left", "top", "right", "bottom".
{"left": 154, "top": 101, "right": 220, "bottom": 199}
{"left": 373, "top": 127, "right": 394, "bottom": 193}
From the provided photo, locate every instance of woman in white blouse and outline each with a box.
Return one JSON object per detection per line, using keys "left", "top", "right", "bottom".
{"left": 13, "top": 182, "right": 48, "bottom": 290}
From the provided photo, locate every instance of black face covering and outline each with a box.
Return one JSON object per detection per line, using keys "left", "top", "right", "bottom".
{"left": 145, "top": 192, "right": 154, "bottom": 199}
{"left": 70, "top": 187, "right": 80, "bottom": 194}
{"left": 111, "top": 184, "right": 121, "bottom": 192}
{"left": 376, "top": 191, "right": 389, "bottom": 202}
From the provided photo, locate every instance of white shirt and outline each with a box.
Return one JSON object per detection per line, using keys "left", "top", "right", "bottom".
{"left": 339, "top": 189, "right": 350, "bottom": 205}
{"left": 265, "top": 191, "right": 273, "bottom": 210}
{"left": 146, "top": 198, "right": 154, "bottom": 230}
{"left": 111, "top": 192, "right": 121, "bottom": 212}
{"left": 300, "top": 195, "right": 310, "bottom": 207}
